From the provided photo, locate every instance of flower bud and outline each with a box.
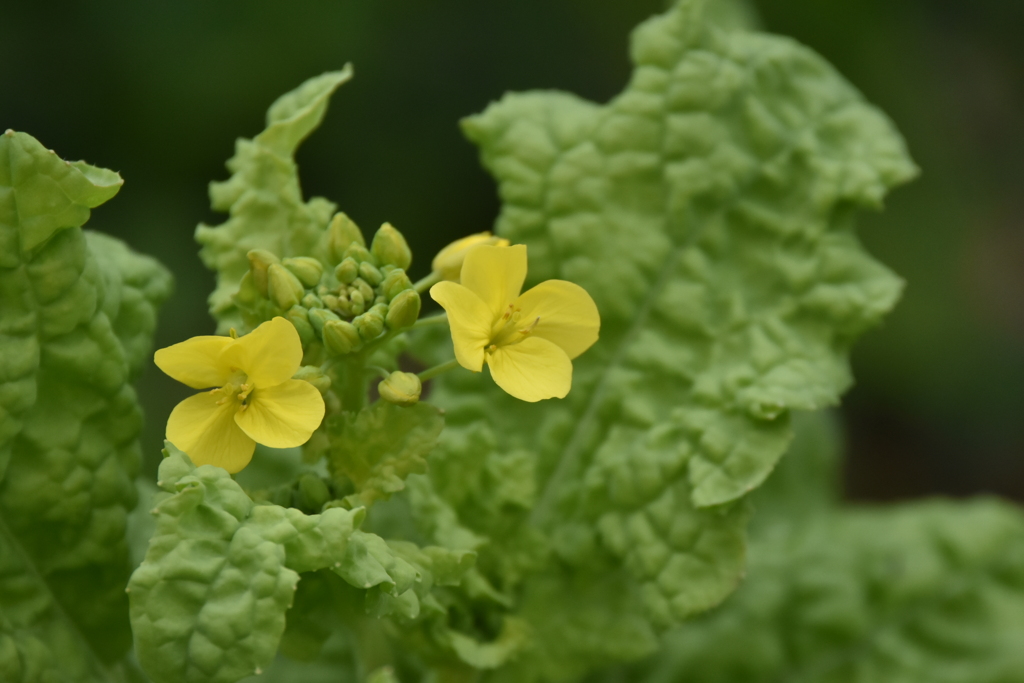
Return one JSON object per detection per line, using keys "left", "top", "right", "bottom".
{"left": 247, "top": 249, "right": 280, "bottom": 295}
{"left": 378, "top": 371, "right": 421, "bottom": 406}
{"left": 283, "top": 257, "right": 323, "bottom": 288}
{"left": 371, "top": 222, "right": 413, "bottom": 270}
{"left": 334, "top": 257, "right": 359, "bottom": 284}
{"left": 297, "top": 473, "right": 331, "bottom": 512}
{"left": 293, "top": 365, "right": 332, "bottom": 395}
{"left": 323, "top": 319, "right": 362, "bottom": 355}
{"left": 234, "top": 271, "right": 261, "bottom": 306}
{"left": 344, "top": 243, "right": 374, "bottom": 265}
{"left": 358, "top": 261, "right": 383, "bottom": 286}
{"left": 327, "top": 212, "right": 365, "bottom": 263}
{"left": 432, "top": 232, "right": 510, "bottom": 282}
{"left": 352, "top": 309, "right": 385, "bottom": 341}
{"left": 301, "top": 293, "right": 323, "bottom": 309}
{"left": 286, "top": 306, "right": 315, "bottom": 345}
{"left": 354, "top": 278, "right": 374, "bottom": 303}
{"left": 348, "top": 289, "right": 365, "bottom": 316}
{"left": 381, "top": 268, "right": 413, "bottom": 301}
{"left": 268, "top": 263, "right": 304, "bottom": 310}
{"left": 385, "top": 289, "right": 421, "bottom": 330}
{"left": 308, "top": 307, "right": 341, "bottom": 336}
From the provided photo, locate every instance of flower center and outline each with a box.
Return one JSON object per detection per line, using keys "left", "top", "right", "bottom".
{"left": 212, "top": 370, "right": 253, "bottom": 411}
{"left": 488, "top": 303, "right": 540, "bottom": 353}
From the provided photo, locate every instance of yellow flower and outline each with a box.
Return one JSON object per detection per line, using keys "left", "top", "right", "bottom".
{"left": 154, "top": 317, "right": 325, "bottom": 473}
{"left": 432, "top": 232, "right": 510, "bottom": 282}
{"left": 430, "top": 244, "right": 600, "bottom": 402}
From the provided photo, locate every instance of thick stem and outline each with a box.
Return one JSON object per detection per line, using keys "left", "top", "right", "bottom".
{"left": 417, "top": 358, "right": 461, "bottom": 382}
{"left": 338, "top": 360, "right": 367, "bottom": 412}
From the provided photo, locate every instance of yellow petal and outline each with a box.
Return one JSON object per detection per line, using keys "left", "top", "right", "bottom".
{"left": 432, "top": 232, "right": 510, "bottom": 282}
{"left": 220, "top": 317, "right": 303, "bottom": 387}
{"left": 154, "top": 336, "right": 234, "bottom": 389}
{"left": 234, "top": 379, "right": 325, "bottom": 449}
{"left": 460, "top": 244, "right": 527, "bottom": 322}
{"left": 486, "top": 336, "right": 572, "bottom": 402}
{"left": 166, "top": 391, "right": 256, "bottom": 473}
{"left": 515, "top": 280, "right": 601, "bottom": 360}
{"left": 429, "top": 281, "right": 493, "bottom": 372}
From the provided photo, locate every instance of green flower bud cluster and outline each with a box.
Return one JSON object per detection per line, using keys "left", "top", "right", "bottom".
{"left": 232, "top": 213, "right": 422, "bottom": 356}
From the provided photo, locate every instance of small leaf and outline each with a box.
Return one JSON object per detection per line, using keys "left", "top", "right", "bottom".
{"left": 195, "top": 69, "right": 352, "bottom": 332}
{"left": 326, "top": 402, "right": 444, "bottom": 508}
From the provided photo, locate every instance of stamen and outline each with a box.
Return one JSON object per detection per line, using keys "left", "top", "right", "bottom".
{"left": 502, "top": 304, "right": 514, "bottom": 321}
{"left": 519, "top": 316, "right": 540, "bottom": 335}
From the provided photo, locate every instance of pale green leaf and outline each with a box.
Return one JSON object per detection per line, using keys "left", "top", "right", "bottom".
{"left": 638, "top": 498, "right": 1024, "bottom": 683}
{"left": 195, "top": 68, "right": 352, "bottom": 332}
{"left": 0, "top": 130, "right": 171, "bottom": 679}
{"left": 129, "top": 449, "right": 364, "bottom": 683}
{"left": 423, "top": 0, "right": 916, "bottom": 641}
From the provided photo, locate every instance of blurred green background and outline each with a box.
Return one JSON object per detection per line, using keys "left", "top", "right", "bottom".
{"left": 3, "top": 0, "right": 1021, "bottom": 500}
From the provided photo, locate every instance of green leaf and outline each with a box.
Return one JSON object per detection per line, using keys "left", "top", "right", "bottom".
{"left": 423, "top": 0, "right": 916, "bottom": 641}
{"left": 0, "top": 130, "right": 172, "bottom": 679}
{"left": 195, "top": 67, "right": 353, "bottom": 332}
{"left": 639, "top": 498, "right": 1024, "bottom": 683}
{"left": 129, "top": 449, "right": 365, "bottom": 683}
{"left": 326, "top": 402, "right": 444, "bottom": 508}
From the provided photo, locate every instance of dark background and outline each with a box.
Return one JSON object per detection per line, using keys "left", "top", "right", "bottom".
{"left": 3, "top": 0, "right": 1021, "bottom": 501}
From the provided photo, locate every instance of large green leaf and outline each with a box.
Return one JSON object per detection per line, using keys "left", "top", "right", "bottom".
{"left": 195, "top": 68, "right": 352, "bottom": 332}
{"left": 425, "top": 0, "right": 916, "bottom": 641}
{"left": 635, "top": 498, "right": 1024, "bottom": 683}
{"left": 0, "top": 130, "right": 172, "bottom": 680}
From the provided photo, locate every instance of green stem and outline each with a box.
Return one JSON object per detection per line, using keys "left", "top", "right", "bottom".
{"left": 418, "top": 358, "right": 461, "bottom": 382}
{"left": 367, "top": 365, "right": 391, "bottom": 379}
{"left": 339, "top": 360, "right": 367, "bottom": 412}
{"left": 413, "top": 271, "right": 442, "bottom": 294}
{"left": 412, "top": 312, "right": 448, "bottom": 329}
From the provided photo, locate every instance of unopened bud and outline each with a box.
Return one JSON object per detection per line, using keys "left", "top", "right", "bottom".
{"left": 283, "top": 257, "right": 323, "bottom": 288}
{"left": 343, "top": 243, "right": 374, "bottom": 265}
{"left": 301, "top": 293, "right": 323, "bottom": 309}
{"left": 308, "top": 308, "right": 341, "bottom": 336}
{"left": 327, "top": 212, "right": 365, "bottom": 263}
{"left": 268, "top": 263, "right": 304, "bottom": 310}
{"left": 371, "top": 222, "right": 412, "bottom": 270}
{"left": 352, "top": 309, "right": 385, "bottom": 341}
{"left": 293, "top": 365, "right": 332, "bottom": 395}
{"left": 348, "top": 289, "right": 365, "bottom": 316}
{"left": 385, "top": 289, "right": 421, "bottom": 330}
{"left": 335, "top": 257, "right": 359, "bottom": 284}
{"left": 235, "top": 271, "right": 261, "bottom": 306}
{"left": 381, "top": 269, "right": 413, "bottom": 301}
{"left": 354, "top": 278, "right": 374, "bottom": 303}
{"left": 323, "top": 319, "right": 362, "bottom": 355}
{"left": 378, "top": 371, "right": 421, "bottom": 407}
{"left": 358, "top": 261, "right": 383, "bottom": 286}
{"left": 286, "top": 306, "right": 315, "bottom": 345}
{"left": 432, "top": 232, "right": 510, "bottom": 282}
{"left": 247, "top": 249, "right": 280, "bottom": 296}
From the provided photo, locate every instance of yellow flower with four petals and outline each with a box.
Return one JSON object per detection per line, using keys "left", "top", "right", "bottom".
{"left": 430, "top": 244, "right": 600, "bottom": 402}
{"left": 155, "top": 317, "right": 325, "bottom": 473}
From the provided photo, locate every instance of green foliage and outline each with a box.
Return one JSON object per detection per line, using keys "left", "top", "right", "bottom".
{"left": 196, "top": 67, "right": 352, "bottom": 333}
{"left": 405, "top": 0, "right": 918, "bottom": 673}
{"left": 630, "top": 498, "right": 1024, "bottom": 683}
{"left": 327, "top": 402, "right": 444, "bottom": 508}
{"left": 129, "top": 449, "right": 364, "bottom": 683}
{"left": 0, "top": 130, "right": 172, "bottom": 680}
